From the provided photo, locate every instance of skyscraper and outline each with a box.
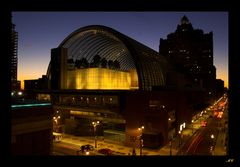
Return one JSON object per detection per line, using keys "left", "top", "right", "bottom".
{"left": 11, "top": 23, "right": 20, "bottom": 90}
{"left": 159, "top": 15, "right": 217, "bottom": 101}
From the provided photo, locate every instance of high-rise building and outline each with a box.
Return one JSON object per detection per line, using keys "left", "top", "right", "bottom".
{"left": 11, "top": 23, "right": 18, "bottom": 82}
{"left": 11, "top": 23, "right": 20, "bottom": 90}
{"left": 159, "top": 15, "right": 217, "bottom": 101}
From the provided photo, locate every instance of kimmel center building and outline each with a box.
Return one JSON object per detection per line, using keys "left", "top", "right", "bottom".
{"left": 43, "top": 25, "right": 207, "bottom": 148}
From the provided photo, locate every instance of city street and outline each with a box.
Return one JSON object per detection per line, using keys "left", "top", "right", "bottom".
{"left": 53, "top": 96, "right": 228, "bottom": 156}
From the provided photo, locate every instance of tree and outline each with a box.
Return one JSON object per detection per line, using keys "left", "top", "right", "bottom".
{"left": 113, "top": 60, "right": 120, "bottom": 69}
{"left": 75, "top": 58, "right": 89, "bottom": 68}
{"left": 90, "top": 54, "right": 101, "bottom": 67}
{"left": 75, "top": 59, "right": 81, "bottom": 69}
{"left": 108, "top": 60, "right": 114, "bottom": 69}
{"left": 101, "top": 58, "right": 107, "bottom": 68}
{"left": 80, "top": 57, "right": 89, "bottom": 68}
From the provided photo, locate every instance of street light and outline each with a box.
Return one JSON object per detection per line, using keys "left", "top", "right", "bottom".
{"left": 53, "top": 115, "right": 61, "bottom": 132}
{"left": 191, "top": 120, "right": 194, "bottom": 134}
{"left": 138, "top": 126, "right": 144, "bottom": 156}
{"left": 92, "top": 121, "right": 100, "bottom": 148}
{"left": 178, "top": 130, "right": 182, "bottom": 147}
{"left": 169, "top": 139, "right": 172, "bottom": 156}
{"left": 210, "top": 134, "right": 215, "bottom": 155}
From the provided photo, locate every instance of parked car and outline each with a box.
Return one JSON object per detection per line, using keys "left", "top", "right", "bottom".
{"left": 97, "top": 148, "right": 113, "bottom": 155}
{"left": 80, "top": 144, "right": 94, "bottom": 153}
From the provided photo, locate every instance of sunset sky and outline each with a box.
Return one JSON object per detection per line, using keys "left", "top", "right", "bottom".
{"left": 12, "top": 12, "right": 228, "bottom": 89}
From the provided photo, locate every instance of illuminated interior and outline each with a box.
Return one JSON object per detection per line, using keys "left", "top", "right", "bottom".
{"left": 67, "top": 68, "right": 138, "bottom": 90}
{"left": 47, "top": 25, "right": 166, "bottom": 91}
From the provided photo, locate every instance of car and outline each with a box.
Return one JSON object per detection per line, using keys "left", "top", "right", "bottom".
{"left": 80, "top": 144, "right": 94, "bottom": 153}
{"left": 97, "top": 148, "right": 113, "bottom": 155}
{"left": 201, "top": 121, "right": 207, "bottom": 127}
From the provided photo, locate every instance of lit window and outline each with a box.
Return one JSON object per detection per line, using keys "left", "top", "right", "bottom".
{"left": 68, "top": 68, "right": 138, "bottom": 90}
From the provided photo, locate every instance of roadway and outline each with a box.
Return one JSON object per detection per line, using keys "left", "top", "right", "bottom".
{"left": 52, "top": 94, "right": 228, "bottom": 156}
{"left": 178, "top": 94, "right": 228, "bottom": 155}
{"left": 178, "top": 117, "right": 218, "bottom": 155}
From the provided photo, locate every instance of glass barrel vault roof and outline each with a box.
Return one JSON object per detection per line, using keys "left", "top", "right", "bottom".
{"left": 48, "top": 25, "right": 168, "bottom": 90}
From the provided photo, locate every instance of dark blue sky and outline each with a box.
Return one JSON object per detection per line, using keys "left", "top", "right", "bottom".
{"left": 12, "top": 12, "right": 228, "bottom": 88}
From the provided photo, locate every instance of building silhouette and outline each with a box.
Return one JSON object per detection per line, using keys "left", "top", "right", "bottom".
{"left": 11, "top": 99, "right": 53, "bottom": 155}
{"left": 11, "top": 23, "right": 20, "bottom": 90}
{"left": 159, "top": 15, "right": 218, "bottom": 102}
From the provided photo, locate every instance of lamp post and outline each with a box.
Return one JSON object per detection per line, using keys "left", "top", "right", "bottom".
{"left": 138, "top": 126, "right": 144, "bottom": 156}
{"left": 191, "top": 120, "right": 194, "bottom": 134}
{"left": 178, "top": 130, "right": 182, "bottom": 147}
{"left": 92, "top": 121, "right": 100, "bottom": 148}
{"left": 53, "top": 115, "right": 61, "bottom": 132}
{"left": 169, "top": 139, "right": 172, "bottom": 156}
{"left": 210, "top": 134, "right": 215, "bottom": 155}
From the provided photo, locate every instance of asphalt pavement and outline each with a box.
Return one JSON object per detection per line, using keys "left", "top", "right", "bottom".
{"left": 55, "top": 110, "right": 227, "bottom": 156}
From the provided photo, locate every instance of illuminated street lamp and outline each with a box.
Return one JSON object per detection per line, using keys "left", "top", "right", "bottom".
{"left": 92, "top": 121, "right": 100, "bottom": 148}
{"left": 138, "top": 126, "right": 144, "bottom": 156}
{"left": 53, "top": 115, "right": 61, "bottom": 132}
{"left": 191, "top": 120, "right": 194, "bottom": 134}
{"left": 210, "top": 134, "right": 215, "bottom": 155}
{"left": 178, "top": 130, "right": 182, "bottom": 147}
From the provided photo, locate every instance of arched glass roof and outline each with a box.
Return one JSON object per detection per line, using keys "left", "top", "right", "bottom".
{"left": 59, "top": 28, "right": 135, "bottom": 71}
{"left": 48, "top": 25, "right": 168, "bottom": 91}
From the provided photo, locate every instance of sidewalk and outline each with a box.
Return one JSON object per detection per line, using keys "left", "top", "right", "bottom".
{"left": 213, "top": 109, "right": 227, "bottom": 155}
{"left": 213, "top": 127, "right": 226, "bottom": 155}
{"left": 58, "top": 112, "right": 227, "bottom": 156}
{"left": 61, "top": 130, "right": 191, "bottom": 156}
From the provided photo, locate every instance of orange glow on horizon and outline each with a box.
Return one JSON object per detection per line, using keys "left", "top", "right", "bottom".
{"left": 18, "top": 67, "right": 228, "bottom": 89}
{"left": 19, "top": 77, "right": 228, "bottom": 90}
{"left": 216, "top": 71, "right": 228, "bottom": 88}
{"left": 19, "top": 75, "right": 43, "bottom": 90}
